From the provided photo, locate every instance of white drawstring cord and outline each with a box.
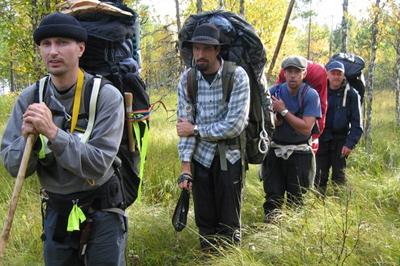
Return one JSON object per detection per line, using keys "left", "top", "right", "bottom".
{"left": 258, "top": 107, "right": 269, "bottom": 154}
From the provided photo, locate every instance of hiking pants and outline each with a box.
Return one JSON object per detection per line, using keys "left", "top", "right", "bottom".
{"left": 315, "top": 139, "right": 347, "bottom": 194}
{"left": 262, "top": 149, "right": 312, "bottom": 216}
{"left": 43, "top": 206, "right": 127, "bottom": 266}
{"left": 192, "top": 157, "right": 242, "bottom": 249}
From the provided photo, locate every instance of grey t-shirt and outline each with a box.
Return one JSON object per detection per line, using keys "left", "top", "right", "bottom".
{"left": 0, "top": 72, "right": 124, "bottom": 194}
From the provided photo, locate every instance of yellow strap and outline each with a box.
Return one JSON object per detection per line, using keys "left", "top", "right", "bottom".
{"left": 70, "top": 69, "right": 85, "bottom": 133}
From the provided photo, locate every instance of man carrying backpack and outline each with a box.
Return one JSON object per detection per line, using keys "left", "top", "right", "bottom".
{"left": 276, "top": 60, "right": 328, "bottom": 153}
{"left": 261, "top": 56, "right": 321, "bottom": 223}
{"left": 314, "top": 61, "right": 363, "bottom": 196}
{"left": 1, "top": 12, "right": 126, "bottom": 265}
{"left": 176, "top": 23, "right": 250, "bottom": 251}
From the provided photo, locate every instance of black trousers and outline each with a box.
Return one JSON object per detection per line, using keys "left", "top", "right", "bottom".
{"left": 262, "top": 149, "right": 312, "bottom": 216}
{"left": 315, "top": 139, "right": 347, "bottom": 194}
{"left": 192, "top": 156, "right": 242, "bottom": 249}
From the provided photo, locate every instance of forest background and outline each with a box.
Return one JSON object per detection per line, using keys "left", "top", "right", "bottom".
{"left": 0, "top": 0, "right": 399, "bottom": 265}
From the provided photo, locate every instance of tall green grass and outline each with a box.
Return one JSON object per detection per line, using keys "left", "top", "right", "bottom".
{"left": 0, "top": 89, "right": 399, "bottom": 265}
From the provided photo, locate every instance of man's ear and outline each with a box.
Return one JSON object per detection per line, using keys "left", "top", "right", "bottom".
{"left": 78, "top": 42, "right": 85, "bottom": 57}
{"left": 302, "top": 70, "right": 307, "bottom": 79}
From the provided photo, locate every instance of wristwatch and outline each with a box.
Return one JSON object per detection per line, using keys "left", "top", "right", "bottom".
{"left": 193, "top": 125, "right": 199, "bottom": 136}
{"left": 280, "top": 109, "right": 289, "bottom": 117}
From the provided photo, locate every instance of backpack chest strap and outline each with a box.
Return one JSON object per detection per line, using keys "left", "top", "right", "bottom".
{"left": 37, "top": 73, "right": 103, "bottom": 151}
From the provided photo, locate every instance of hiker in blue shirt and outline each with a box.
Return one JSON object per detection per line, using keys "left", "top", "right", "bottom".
{"left": 261, "top": 55, "right": 321, "bottom": 223}
{"left": 176, "top": 23, "right": 250, "bottom": 251}
{"left": 1, "top": 13, "right": 126, "bottom": 265}
{"left": 314, "top": 61, "right": 363, "bottom": 196}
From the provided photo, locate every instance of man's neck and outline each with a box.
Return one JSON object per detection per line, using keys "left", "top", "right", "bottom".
{"left": 50, "top": 68, "right": 79, "bottom": 92}
{"left": 287, "top": 85, "right": 301, "bottom": 96}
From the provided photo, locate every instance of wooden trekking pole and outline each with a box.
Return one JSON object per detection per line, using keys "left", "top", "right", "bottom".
{"left": 124, "top": 92, "right": 135, "bottom": 152}
{"left": 0, "top": 134, "right": 36, "bottom": 261}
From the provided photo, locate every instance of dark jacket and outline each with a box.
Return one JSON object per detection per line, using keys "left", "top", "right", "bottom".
{"left": 320, "top": 80, "right": 363, "bottom": 149}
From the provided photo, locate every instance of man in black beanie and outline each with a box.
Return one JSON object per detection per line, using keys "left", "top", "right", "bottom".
{"left": 1, "top": 12, "right": 127, "bottom": 265}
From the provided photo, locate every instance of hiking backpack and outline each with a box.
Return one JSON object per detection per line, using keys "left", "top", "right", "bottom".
{"left": 328, "top": 53, "right": 365, "bottom": 104}
{"left": 179, "top": 10, "right": 275, "bottom": 165}
{"left": 59, "top": 0, "right": 150, "bottom": 207}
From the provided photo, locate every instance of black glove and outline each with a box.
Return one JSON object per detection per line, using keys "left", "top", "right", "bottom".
{"left": 172, "top": 189, "right": 190, "bottom": 232}
{"left": 177, "top": 173, "right": 192, "bottom": 185}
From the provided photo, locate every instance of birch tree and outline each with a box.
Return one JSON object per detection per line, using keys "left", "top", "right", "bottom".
{"left": 219, "top": 0, "right": 225, "bottom": 9}
{"left": 175, "top": 0, "right": 184, "bottom": 70}
{"left": 385, "top": 0, "right": 400, "bottom": 126}
{"left": 175, "top": 0, "right": 181, "bottom": 33}
{"left": 341, "top": 0, "right": 348, "bottom": 52}
{"left": 239, "top": 0, "right": 245, "bottom": 16}
{"left": 306, "top": 0, "right": 312, "bottom": 59}
{"left": 197, "top": 0, "right": 202, "bottom": 13}
{"left": 364, "top": 0, "right": 382, "bottom": 149}
{"left": 396, "top": 40, "right": 400, "bottom": 126}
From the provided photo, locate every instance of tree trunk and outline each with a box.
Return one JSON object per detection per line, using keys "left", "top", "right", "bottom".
{"left": 9, "top": 61, "right": 15, "bottom": 92}
{"left": 197, "top": 0, "right": 202, "bottom": 14}
{"left": 329, "top": 15, "right": 333, "bottom": 57}
{"left": 31, "top": 0, "right": 42, "bottom": 80}
{"left": 396, "top": 40, "right": 400, "bottom": 126}
{"left": 239, "top": 0, "right": 245, "bottom": 17}
{"left": 341, "top": 0, "right": 349, "bottom": 53}
{"left": 364, "top": 0, "right": 381, "bottom": 149}
{"left": 175, "top": 0, "right": 181, "bottom": 33}
{"left": 175, "top": 0, "right": 184, "bottom": 70}
{"left": 219, "top": 0, "right": 225, "bottom": 9}
{"left": 45, "top": 0, "right": 51, "bottom": 12}
{"left": 307, "top": 0, "right": 312, "bottom": 59}
{"left": 267, "top": 0, "right": 295, "bottom": 79}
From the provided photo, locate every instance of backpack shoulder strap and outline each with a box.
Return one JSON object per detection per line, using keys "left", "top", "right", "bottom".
{"left": 272, "top": 83, "right": 282, "bottom": 98}
{"left": 299, "top": 83, "right": 320, "bottom": 135}
{"left": 80, "top": 75, "right": 103, "bottom": 143}
{"left": 342, "top": 83, "right": 350, "bottom": 107}
{"left": 299, "top": 83, "right": 310, "bottom": 111}
{"left": 186, "top": 68, "right": 198, "bottom": 105}
{"left": 218, "top": 61, "right": 239, "bottom": 172}
{"left": 83, "top": 75, "right": 111, "bottom": 113}
{"left": 35, "top": 76, "right": 49, "bottom": 103}
{"left": 222, "top": 61, "right": 237, "bottom": 103}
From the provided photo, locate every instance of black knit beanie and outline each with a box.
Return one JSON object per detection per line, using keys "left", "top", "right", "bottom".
{"left": 33, "top": 12, "right": 87, "bottom": 45}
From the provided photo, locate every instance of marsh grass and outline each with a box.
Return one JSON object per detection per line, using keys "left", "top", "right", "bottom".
{"left": 0, "top": 89, "right": 398, "bottom": 265}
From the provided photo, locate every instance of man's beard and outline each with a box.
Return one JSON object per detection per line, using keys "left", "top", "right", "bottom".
{"left": 195, "top": 61, "right": 209, "bottom": 72}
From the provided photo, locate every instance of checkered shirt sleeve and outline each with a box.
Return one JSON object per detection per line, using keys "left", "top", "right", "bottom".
{"left": 177, "top": 62, "right": 250, "bottom": 167}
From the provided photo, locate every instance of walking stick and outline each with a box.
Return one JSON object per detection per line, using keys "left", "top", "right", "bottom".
{"left": 124, "top": 92, "right": 135, "bottom": 152}
{"left": 0, "top": 134, "right": 36, "bottom": 260}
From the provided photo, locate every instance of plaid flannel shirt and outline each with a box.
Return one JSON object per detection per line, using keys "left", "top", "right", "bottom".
{"left": 177, "top": 59, "right": 250, "bottom": 168}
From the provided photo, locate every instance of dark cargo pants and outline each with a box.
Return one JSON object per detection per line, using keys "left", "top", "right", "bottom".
{"left": 43, "top": 206, "right": 127, "bottom": 266}
{"left": 192, "top": 157, "right": 242, "bottom": 250}
{"left": 315, "top": 139, "right": 347, "bottom": 195}
{"left": 262, "top": 149, "right": 312, "bottom": 217}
